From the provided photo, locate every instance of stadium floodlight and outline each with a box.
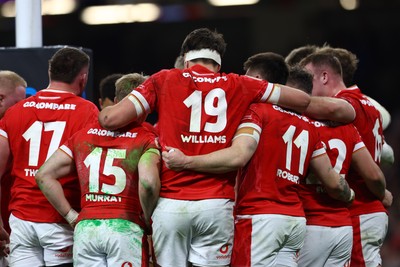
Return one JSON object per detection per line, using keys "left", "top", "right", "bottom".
{"left": 80, "top": 4, "right": 160, "bottom": 25}
{"left": 208, "top": 0, "right": 259, "bottom": 7}
{"left": 1, "top": 0, "right": 77, "bottom": 17}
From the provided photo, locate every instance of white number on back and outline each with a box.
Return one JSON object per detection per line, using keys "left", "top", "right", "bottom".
{"left": 282, "top": 125, "right": 309, "bottom": 175}
{"left": 84, "top": 148, "right": 127, "bottom": 195}
{"left": 23, "top": 121, "right": 66, "bottom": 166}
{"left": 372, "top": 119, "right": 383, "bottom": 162}
{"left": 184, "top": 89, "right": 227, "bottom": 133}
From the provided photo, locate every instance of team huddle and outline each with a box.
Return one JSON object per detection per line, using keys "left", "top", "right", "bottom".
{"left": 0, "top": 27, "right": 393, "bottom": 267}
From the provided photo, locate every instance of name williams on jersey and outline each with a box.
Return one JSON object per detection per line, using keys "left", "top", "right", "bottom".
{"left": 181, "top": 134, "right": 227, "bottom": 144}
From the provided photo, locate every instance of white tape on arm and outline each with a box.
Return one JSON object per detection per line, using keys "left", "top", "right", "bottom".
{"left": 267, "top": 85, "right": 281, "bottom": 104}
{"left": 64, "top": 209, "right": 79, "bottom": 225}
{"left": 128, "top": 95, "right": 144, "bottom": 118}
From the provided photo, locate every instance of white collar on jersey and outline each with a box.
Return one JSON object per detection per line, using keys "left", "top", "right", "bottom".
{"left": 185, "top": 49, "right": 221, "bottom": 65}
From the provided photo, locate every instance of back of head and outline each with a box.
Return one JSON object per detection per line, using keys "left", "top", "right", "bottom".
{"left": 299, "top": 51, "right": 343, "bottom": 78}
{"left": 99, "top": 73, "right": 124, "bottom": 102}
{"left": 287, "top": 66, "right": 313, "bottom": 94}
{"left": 285, "top": 44, "right": 319, "bottom": 67}
{"left": 0, "top": 70, "right": 27, "bottom": 93}
{"left": 49, "top": 46, "right": 90, "bottom": 84}
{"left": 180, "top": 28, "right": 227, "bottom": 68}
{"left": 243, "top": 52, "right": 289, "bottom": 84}
{"left": 319, "top": 46, "right": 358, "bottom": 87}
{"left": 115, "top": 73, "right": 148, "bottom": 102}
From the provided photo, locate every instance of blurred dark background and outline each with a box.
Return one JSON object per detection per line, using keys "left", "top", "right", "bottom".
{"left": 1, "top": 0, "right": 400, "bottom": 265}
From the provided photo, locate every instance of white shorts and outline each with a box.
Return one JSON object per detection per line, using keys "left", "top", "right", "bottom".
{"left": 351, "top": 212, "right": 388, "bottom": 267}
{"left": 298, "top": 225, "right": 352, "bottom": 267}
{"left": 9, "top": 213, "right": 73, "bottom": 267}
{"left": 231, "top": 214, "right": 306, "bottom": 267}
{"left": 151, "top": 198, "right": 234, "bottom": 267}
{"left": 73, "top": 219, "right": 147, "bottom": 267}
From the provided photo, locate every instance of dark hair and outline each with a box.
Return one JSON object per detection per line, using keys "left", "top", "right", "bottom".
{"left": 180, "top": 28, "right": 227, "bottom": 66}
{"left": 319, "top": 46, "right": 358, "bottom": 86}
{"left": 285, "top": 45, "right": 319, "bottom": 67}
{"left": 299, "top": 51, "right": 343, "bottom": 77}
{"left": 48, "top": 47, "right": 90, "bottom": 83}
{"left": 287, "top": 66, "right": 313, "bottom": 94}
{"left": 243, "top": 52, "right": 289, "bottom": 84}
{"left": 99, "top": 73, "right": 124, "bottom": 101}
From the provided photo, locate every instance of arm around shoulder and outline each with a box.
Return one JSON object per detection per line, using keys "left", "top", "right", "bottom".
{"left": 162, "top": 135, "right": 258, "bottom": 173}
{"left": 98, "top": 95, "right": 140, "bottom": 130}
{"left": 276, "top": 84, "right": 311, "bottom": 114}
{"left": 304, "top": 96, "right": 355, "bottom": 123}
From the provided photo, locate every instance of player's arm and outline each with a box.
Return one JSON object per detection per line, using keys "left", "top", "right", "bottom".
{"left": 99, "top": 93, "right": 144, "bottom": 130}
{"left": 35, "top": 149, "right": 78, "bottom": 227}
{"left": 0, "top": 136, "right": 10, "bottom": 254}
{"left": 138, "top": 148, "right": 161, "bottom": 228}
{"left": 309, "top": 153, "right": 355, "bottom": 203}
{"left": 163, "top": 131, "right": 258, "bottom": 173}
{"left": 304, "top": 96, "right": 355, "bottom": 123}
{"left": 382, "top": 189, "right": 393, "bottom": 208}
{"left": 351, "top": 147, "right": 386, "bottom": 200}
{"left": 273, "top": 84, "right": 311, "bottom": 114}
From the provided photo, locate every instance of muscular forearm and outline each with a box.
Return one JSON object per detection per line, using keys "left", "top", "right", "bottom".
{"left": 186, "top": 146, "right": 249, "bottom": 173}
{"left": 305, "top": 97, "right": 355, "bottom": 123}
{"left": 138, "top": 150, "right": 161, "bottom": 225}
{"left": 324, "top": 173, "right": 354, "bottom": 203}
{"left": 352, "top": 148, "right": 386, "bottom": 200}
{"left": 164, "top": 137, "right": 257, "bottom": 173}
{"left": 36, "top": 174, "right": 72, "bottom": 216}
{"left": 277, "top": 85, "right": 311, "bottom": 114}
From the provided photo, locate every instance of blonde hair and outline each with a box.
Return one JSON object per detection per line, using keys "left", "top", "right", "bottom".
{"left": 0, "top": 70, "right": 27, "bottom": 93}
{"left": 115, "top": 73, "right": 148, "bottom": 102}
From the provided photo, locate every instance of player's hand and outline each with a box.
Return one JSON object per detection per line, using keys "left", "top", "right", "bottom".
{"left": 0, "top": 226, "right": 10, "bottom": 257}
{"left": 162, "top": 146, "right": 187, "bottom": 171}
{"left": 64, "top": 209, "right": 79, "bottom": 228}
{"left": 382, "top": 189, "right": 393, "bottom": 208}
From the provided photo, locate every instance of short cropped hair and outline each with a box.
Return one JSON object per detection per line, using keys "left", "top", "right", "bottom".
{"left": 0, "top": 70, "right": 27, "bottom": 93}
{"left": 287, "top": 66, "right": 313, "bottom": 94}
{"left": 48, "top": 47, "right": 90, "bottom": 84}
{"left": 319, "top": 45, "right": 359, "bottom": 86}
{"left": 285, "top": 45, "right": 319, "bottom": 67}
{"left": 243, "top": 52, "right": 289, "bottom": 84}
{"left": 99, "top": 73, "right": 123, "bottom": 101}
{"left": 299, "top": 51, "right": 343, "bottom": 78}
{"left": 115, "top": 73, "right": 148, "bottom": 102}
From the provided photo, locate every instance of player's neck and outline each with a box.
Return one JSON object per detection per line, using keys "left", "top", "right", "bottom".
{"left": 188, "top": 62, "right": 219, "bottom": 73}
{"left": 47, "top": 81, "right": 79, "bottom": 95}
